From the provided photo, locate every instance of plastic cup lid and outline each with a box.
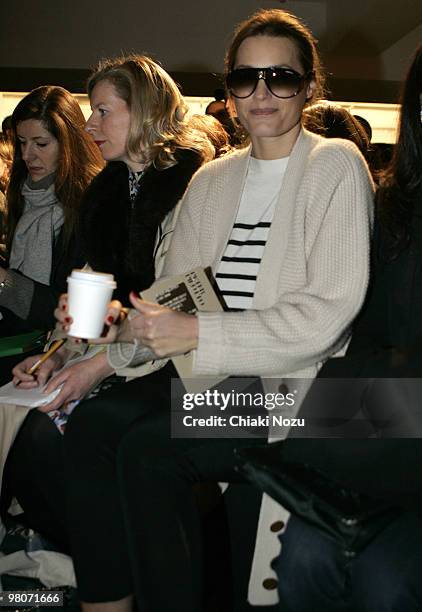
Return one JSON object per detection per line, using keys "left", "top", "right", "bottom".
{"left": 68, "top": 269, "right": 116, "bottom": 286}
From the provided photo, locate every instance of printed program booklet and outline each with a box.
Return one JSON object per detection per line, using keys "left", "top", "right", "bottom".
{"left": 141, "top": 267, "right": 227, "bottom": 393}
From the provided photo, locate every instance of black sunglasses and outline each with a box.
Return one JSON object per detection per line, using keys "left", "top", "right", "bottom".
{"left": 226, "top": 67, "right": 313, "bottom": 99}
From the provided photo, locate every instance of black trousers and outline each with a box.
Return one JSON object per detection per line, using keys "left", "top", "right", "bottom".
{"left": 64, "top": 363, "right": 264, "bottom": 610}
{"left": 1, "top": 409, "right": 68, "bottom": 551}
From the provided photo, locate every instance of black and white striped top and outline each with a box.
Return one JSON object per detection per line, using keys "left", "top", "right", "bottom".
{"left": 216, "top": 156, "right": 289, "bottom": 310}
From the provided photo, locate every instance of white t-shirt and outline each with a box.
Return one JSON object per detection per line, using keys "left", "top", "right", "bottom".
{"left": 216, "top": 155, "right": 289, "bottom": 310}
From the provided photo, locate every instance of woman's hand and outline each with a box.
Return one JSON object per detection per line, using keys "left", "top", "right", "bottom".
{"left": 54, "top": 294, "right": 129, "bottom": 344}
{"left": 127, "top": 291, "right": 198, "bottom": 358}
{"left": 54, "top": 293, "right": 70, "bottom": 331}
{"left": 38, "top": 352, "right": 113, "bottom": 413}
{"left": 12, "top": 349, "right": 66, "bottom": 388}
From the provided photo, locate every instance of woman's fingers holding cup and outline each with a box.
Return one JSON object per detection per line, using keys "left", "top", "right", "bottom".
{"left": 97, "top": 300, "right": 124, "bottom": 342}
{"left": 104, "top": 300, "right": 124, "bottom": 326}
{"left": 59, "top": 293, "right": 68, "bottom": 311}
{"left": 54, "top": 293, "right": 73, "bottom": 331}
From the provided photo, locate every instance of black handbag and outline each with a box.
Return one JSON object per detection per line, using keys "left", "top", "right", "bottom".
{"left": 236, "top": 443, "right": 401, "bottom": 552}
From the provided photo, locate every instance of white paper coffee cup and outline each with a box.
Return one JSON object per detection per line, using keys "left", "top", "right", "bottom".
{"left": 67, "top": 269, "right": 117, "bottom": 338}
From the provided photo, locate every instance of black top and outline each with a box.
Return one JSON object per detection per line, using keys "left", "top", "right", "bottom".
{"left": 79, "top": 150, "right": 203, "bottom": 304}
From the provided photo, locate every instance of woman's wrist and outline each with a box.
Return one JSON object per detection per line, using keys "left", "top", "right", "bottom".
{"left": 116, "top": 316, "right": 135, "bottom": 344}
{"left": 52, "top": 345, "right": 70, "bottom": 369}
{"left": 92, "top": 350, "right": 114, "bottom": 378}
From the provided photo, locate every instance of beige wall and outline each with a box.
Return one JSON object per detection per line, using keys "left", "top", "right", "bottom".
{"left": 0, "top": 91, "right": 400, "bottom": 144}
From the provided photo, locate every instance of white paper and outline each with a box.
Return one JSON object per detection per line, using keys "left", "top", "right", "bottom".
{"left": 0, "top": 349, "right": 102, "bottom": 408}
{"left": 0, "top": 381, "right": 61, "bottom": 407}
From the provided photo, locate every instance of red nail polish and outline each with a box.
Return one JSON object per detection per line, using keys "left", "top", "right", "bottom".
{"left": 130, "top": 291, "right": 138, "bottom": 298}
{"left": 62, "top": 304, "right": 67, "bottom": 311}
{"left": 64, "top": 316, "right": 71, "bottom": 323}
{"left": 107, "top": 316, "right": 114, "bottom": 324}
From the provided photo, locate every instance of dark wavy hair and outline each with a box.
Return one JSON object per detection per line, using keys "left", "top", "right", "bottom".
{"left": 6, "top": 85, "right": 104, "bottom": 251}
{"left": 378, "top": 43, "right": 422, "bottom": 257}
{"left": 303, "top": 103, "right": 371, "bottom": 159}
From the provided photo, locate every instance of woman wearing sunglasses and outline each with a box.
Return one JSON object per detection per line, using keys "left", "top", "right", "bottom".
{"left": 241, "top": 42, "right": 422, "bottom": 612}
{"left": 61, "top": 9, "right": 373, "bottom": 612}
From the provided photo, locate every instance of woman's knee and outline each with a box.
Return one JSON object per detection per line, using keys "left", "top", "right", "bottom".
{"left": 14, "top": 409, "right": 58, "bottom": 448}
{"left": 5, "top": 410, "right": 62, "bottom": 481}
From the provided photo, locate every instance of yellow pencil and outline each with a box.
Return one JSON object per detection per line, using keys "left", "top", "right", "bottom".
{"left": 27, "top": 339, "right": 66, "bottom": 376}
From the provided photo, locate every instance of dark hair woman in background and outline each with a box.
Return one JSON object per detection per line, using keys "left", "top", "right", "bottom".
{"left": 0, "top": 87, "right": 103, "bottom": 336}
{"left": 303, "top": 102, "right": 371, "bottom": 159}
{"left": 243, "top": 42, "right": 422, "bottom": 612}
{"left": 60, "top": 9, "right": 373, "bottom": 612}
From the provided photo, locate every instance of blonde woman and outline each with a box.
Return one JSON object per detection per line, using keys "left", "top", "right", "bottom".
{"left": 6, "top": 55, "right": 214, "bottom": 555}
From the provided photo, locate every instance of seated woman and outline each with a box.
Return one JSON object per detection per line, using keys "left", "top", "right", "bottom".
{"left": 2, "top": 55, "right": 213, "bottom": 552}
{"left": 0, "top": 86, "right": 103, "bottom": 382}
{"left": 56, "top": 9, "right": 374, "bottom": 612}
{"left": 241, "top": 42, "right": 422, "bottom": 612}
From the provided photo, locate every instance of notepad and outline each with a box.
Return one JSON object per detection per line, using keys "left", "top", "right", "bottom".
{"left": 0, "top": 380, "right": 61, "bottom": 407}
{"left": 0, "top": 349, "right": 101, "bottom": 407}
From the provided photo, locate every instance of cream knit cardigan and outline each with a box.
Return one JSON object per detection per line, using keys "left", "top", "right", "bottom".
{"left": 112, "top": 127, "right": 374, "bottom": 604}
{"left": 163, "top": 128, "right": 373, "bottom": 378}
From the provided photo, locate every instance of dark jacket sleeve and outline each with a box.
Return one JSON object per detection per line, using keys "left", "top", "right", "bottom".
{"left": 26, "top": 230, "right": 84, "bottom": 329}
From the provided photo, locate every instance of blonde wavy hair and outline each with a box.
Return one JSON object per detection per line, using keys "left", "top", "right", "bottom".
{"left": 87, "top": 54, "right": 215, "bottom": 169}
{"left": 0, "top": 135, "right": 13, "bottom": 193}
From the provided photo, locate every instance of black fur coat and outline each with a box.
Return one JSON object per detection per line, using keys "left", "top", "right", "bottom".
{"left": 79, "top": 149, "right": 202, "bottom": 304}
